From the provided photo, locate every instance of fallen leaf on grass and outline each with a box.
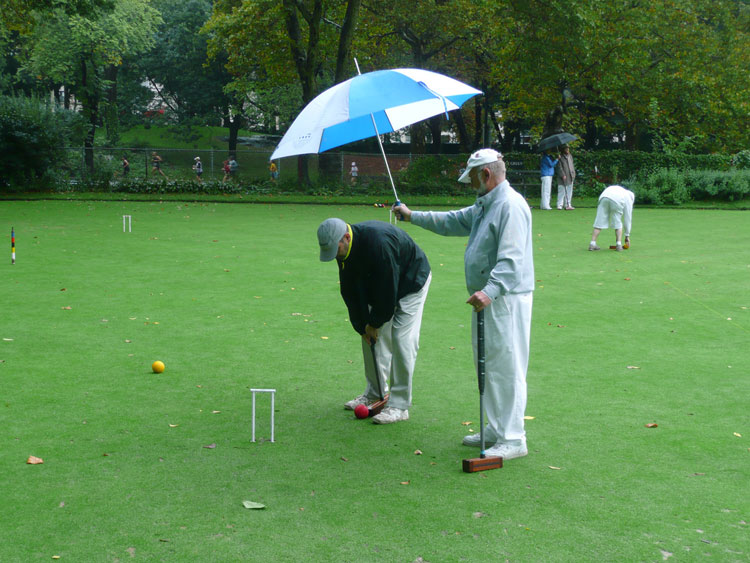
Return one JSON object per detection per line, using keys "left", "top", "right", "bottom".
{"left": 624, "top": 278, "right": 631, "bottom": 281}
{"left": 734, "top": 432, "right": 742, "bottom": 437}
{"left": 660, "top": 549, "right": 673, "bottom": 560}
{"left": 645, "top": 423, "right": 658, "bottom": 428}
{"left": 340, "top": 457, "right": 348, "bottom": 462}
{"left": 461, "top": 421, "right": 473, "bottom": 426}
{"left": 168, "top": 424, "right": 178, "bottom": 428}
{"left": 627, "top": 366, "right": 641, "bottom": 369}
{"left": 203, "top": 443, "right": 217, "bottom": 449}
{"left": 61, "top": 306, "right": 72, "bottom": 310}
{"left": 548, "top": 466, "right": 562, "bottom": 470}
{"left": 472, "top": 512, "right": 487, "bottom": 518}
{"left": 524, "top": 416, "right": 535, "bottom": 420}
{"left": 3, "top": 338, "right": 13, "bottom": 341}
{"left": 556, "top": 324, "right": 566, "bottom": 328}
{"left": 211, "top": 410, "right": 221, "bottom": 414}
{"left": 414, "top": 449, "right": 423, "bottom": 455}
{"left": 52, "top": 556, "right": 60, "bottom": 560}
{"left": 242, "top": 500, "right": 266, "bottom": 509}
{"left": 27, "top": 456, "right": 44, "bottom": 464}
{"left": 400, "top": 481, "right": 410, "bottom": 485}
{"left": 321, "top": 336, "right": 329, "bottom": 340}
{"left": 60, "top": 288, "right": 66, "bottom": 291}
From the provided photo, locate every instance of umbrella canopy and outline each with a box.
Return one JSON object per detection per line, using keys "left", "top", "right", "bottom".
{"left": 537, "top": 132, "right": 578, "bottom": 153}
{"left": 270, "top": 68, "right": 482, "bottom": 161}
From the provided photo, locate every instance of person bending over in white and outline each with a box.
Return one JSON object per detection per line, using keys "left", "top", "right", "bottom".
{"left": 589, "top": 185, "right": 634, "bottom": 251}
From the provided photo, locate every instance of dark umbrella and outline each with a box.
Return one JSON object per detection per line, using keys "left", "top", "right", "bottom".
{"left": 537, "top": 132, "right": 578, "bottom": 152}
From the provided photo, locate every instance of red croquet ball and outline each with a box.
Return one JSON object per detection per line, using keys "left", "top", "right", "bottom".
{"left": 354, "top": 404, "right": 369, "bottom": 419}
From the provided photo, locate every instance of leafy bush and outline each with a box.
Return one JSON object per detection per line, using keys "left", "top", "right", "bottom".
{"left": 630, "top": 168, "right": 750, "bottom": 205}
{"left": 0, "top": 95, "right": 85, "bottom": 190}
{"left": 731, "top": 150, "right": 750, "bottom": 169}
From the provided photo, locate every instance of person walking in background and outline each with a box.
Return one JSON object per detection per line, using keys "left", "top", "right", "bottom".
{"left": 193, "top": 156, "right": 203, "bottom": 183}
{"left": 269, "top": 160, "right": 278, "bottom": 181}
{"left": 350, "top": 161, "right": 359, "bottom": 185}
{"left": 121, "top": 155, "right": 130, "bottom": 177}
{"left": 589, "top": 185, "right": 634, "bottom": 251}
{"left": 539, "top": 149, "right": 558, "bottom": 209}
{"left": 151, "top": 152, "right": 167, "bottom": 179}
{"left": 228, "top": 155, "right": 239, "bottom": 179}
{"left": 222, "top": 159, "right": 230, "bottom": 182}
{"left": 555, "top": 145, "right": 576, "bottom": 210}
{"left": 316, "top": 218, "right": 432, "bottom": 424}
{"left": 393, "top": 149, "right": 534, "bottom": 461}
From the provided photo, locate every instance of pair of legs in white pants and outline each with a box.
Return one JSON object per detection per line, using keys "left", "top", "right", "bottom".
{"left": 471, "top": 292, "right": 533, "bottom": 445}
{"left": 540, "top": 176, "right": 553, "bottom": 209}
{"left": 361, "top": 273, "right": 431, "bottom": 410}
{"left": 557, "top": 183, "right": 573, "bottom": 209}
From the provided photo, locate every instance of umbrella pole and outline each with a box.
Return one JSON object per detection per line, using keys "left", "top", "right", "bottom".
{"left": 370, "top": 118, "right": 400, "bottom": 205}
{"left": 354, "top": 58, "right": 400, "bottom": 205}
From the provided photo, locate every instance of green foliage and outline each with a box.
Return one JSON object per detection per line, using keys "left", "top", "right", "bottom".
{"left": 0, "top": 94, "right": 85, "bottom": 189}
{"left": 631, "top": 168, "right": 750, "bottom": 205}
{"left": 730, "top": 149, "right": 750, "bottom": 169}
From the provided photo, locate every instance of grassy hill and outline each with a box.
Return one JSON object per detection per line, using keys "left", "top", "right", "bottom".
{"left": 97, "top": 125, "right": 265, "bottom": 151}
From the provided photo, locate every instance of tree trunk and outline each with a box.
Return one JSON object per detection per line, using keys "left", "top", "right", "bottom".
{"left": 454, "top": 109, "right": 470, "bottom": 153}
{"left": 427, "top": 115, "right": 442, "bottom": 154}
{"left": 79, "top": 57, "right": 97, "bottom": 175}
{"left": 226, "top": 115, "right": 242, "bottom": 153}
{"left": 104, "top": 65, "right": 119, "bottom": 146}
{"left": 473, "top": 97, "right": 482, "bottom": 148}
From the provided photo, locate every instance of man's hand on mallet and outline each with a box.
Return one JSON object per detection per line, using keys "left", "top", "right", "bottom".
{"left": 467, "top": 291, "right": 491, "bottom": 312}
{"left": 364, "top": 324, "right": 379, "bottom": 345}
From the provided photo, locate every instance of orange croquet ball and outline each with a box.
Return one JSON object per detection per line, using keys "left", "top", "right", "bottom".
{"left": 624, "top": 242, "right": 630, "bottom": 249}
{"left": 152, "top": 360, "right": 165, "bottom": 373}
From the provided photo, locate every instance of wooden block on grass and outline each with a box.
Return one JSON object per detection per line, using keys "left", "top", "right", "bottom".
{"left": 462, "top": 456, "right": 503, "bottom": 473}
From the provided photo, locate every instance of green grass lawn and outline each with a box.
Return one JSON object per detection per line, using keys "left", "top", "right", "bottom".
{"left": 1, "top": 201, "right": 748, "bottom": 561}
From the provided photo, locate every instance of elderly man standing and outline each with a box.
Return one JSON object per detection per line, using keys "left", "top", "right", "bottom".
{"left": 317, "top": 218, "right": 432, "bottom": 424}
{"left": 588, "top": 185, "right": 635, "bottom": 251}
{"left": 393, "top": 149, "right": 534, "bottom": 460}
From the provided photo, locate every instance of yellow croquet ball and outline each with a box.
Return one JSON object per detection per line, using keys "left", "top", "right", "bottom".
{"left": 152, "top": 360, "right": 165, "bottom": 373}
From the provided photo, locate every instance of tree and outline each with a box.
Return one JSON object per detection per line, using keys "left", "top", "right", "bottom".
{"left": 205, "top": 0, "right": 363, "bottom": 182}
{"left": 19, "top": 0, "right": 160, "bottom": 171}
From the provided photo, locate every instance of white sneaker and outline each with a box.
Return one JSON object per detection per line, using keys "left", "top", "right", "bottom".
{"left": 615, "top": 244, "right": 623, "bottom": 252}
{"left": 372, "top": 407, "right": 409, "bottom": 424}
{"left": 484, "top": 442, "right": 528, "bottom": 460}
{"left": 344, "top": 394, "right": 373, "bottom": 410}
{"left": 462, "top": 432, "right": 497, "bottom": 447}
{"left": 588, "top": 243, "right": 600, "bottom": 251}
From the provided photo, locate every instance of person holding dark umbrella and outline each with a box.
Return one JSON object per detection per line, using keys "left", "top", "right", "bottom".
{"left": 539, "top": 149, "right": 558, "bottom": 210}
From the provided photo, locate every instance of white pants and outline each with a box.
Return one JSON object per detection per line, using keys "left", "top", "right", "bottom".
{"left": 540, "top": 176, "right": 553, "bottom": 209}
{"left": 361, "top": 273, "right": 431, "bottom": 410}
{"left": 471, "top": 292, "right": 533, "bottom": 445}
{"left": 593, "top": 197, "right": 623, "bottom": 230}
{"left": 557, "top": 183, "right": 573, "bottom": 208}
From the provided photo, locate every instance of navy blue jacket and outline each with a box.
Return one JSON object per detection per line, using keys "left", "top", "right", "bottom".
{"left": 338, "top": 221, "right": 431, "bottom": 334}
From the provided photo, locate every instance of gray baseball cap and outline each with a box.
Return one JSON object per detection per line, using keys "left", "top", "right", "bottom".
{"left": 317, "top": 218, "right": 348, "bottom": 262}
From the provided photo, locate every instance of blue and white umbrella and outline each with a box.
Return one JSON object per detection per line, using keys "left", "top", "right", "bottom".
{"left": 271, "top": 68, "right": 482, "bottom": 160}
{"left": 270, "top": 67, "right": 482, "bottom": 201}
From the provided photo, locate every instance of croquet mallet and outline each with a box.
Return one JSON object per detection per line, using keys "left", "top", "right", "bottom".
{"left": 463, "top": 308, "right": 503, "bottom": 473}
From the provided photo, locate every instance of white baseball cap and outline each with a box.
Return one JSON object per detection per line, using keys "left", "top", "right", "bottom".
{"left": 457, "top": 149, "right": 502, "bottom": 183}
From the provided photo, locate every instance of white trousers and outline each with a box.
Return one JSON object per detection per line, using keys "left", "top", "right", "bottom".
{"left": 557, "top": 183, "right": 573, "bottom": 208}
{"left": 472, "top": 292, "right": 533, "bottom": 444}
{"left": 361, "top": 273, "right": 431, "bottom": 410}
{"left": 540, "top": 176, "right": 553, "bottom": 209}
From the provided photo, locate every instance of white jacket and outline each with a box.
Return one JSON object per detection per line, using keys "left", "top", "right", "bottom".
{"left": 411, "top": 180, "right": 534, "bottom": 299}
